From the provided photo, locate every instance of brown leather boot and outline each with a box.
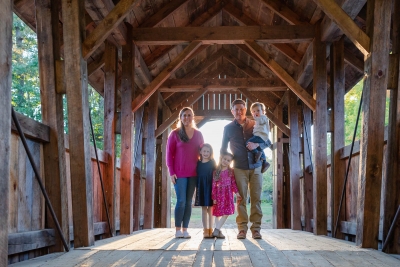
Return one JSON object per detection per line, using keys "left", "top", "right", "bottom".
{"left": 203, "top": 228, "right": 209, "bottom": 238}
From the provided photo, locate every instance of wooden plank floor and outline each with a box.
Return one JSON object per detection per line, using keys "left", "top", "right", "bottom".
{"left": 10, "top": 229, "right": 400, "bottom": 266}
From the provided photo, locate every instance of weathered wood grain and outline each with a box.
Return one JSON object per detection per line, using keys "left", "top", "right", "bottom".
{"left": 11, "top": 112, "right": 50, "bottom": 143}
{"left": 0, "top": 0, "right": 12, "bottom": 264}
{"left": 312, "top": 22, "right": 327, "bottom": 235}
{"left": 289, "top": 92, "right": 302, "bottom": 230}
{"left": 8, "top": 229, "right": 56, "bottom": 255}
{"left": 61, "top": 0, "right": 94, "bottom": 247}
{"left": 131, "top": 25, "right": 314, "bottom": 45}
{"left": 356, "top": 0, "right": 391, "bottom": 249}
{"left": 330, "top": 38, "right": 346, "bottom": 239}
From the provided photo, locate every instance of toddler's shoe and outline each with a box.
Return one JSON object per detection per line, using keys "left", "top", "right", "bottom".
{"left": 261, "top": 161, "right": 270, "bottom": 173}
{"left": 212, "top": 228, "right": 225, "bottom": 239}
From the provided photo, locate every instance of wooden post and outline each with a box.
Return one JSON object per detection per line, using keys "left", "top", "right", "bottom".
{"left": 383, "top": 0, "right": 400, "bottom": 254}
{"left": 120, "top": 24, "right": 135, "bottom": 235}
{"left": 0, "top": 0, "right": 12, "bottom": 263}
{"left": 302, "top": 106, "right": 313, "bottom": 233}
{"left": 154, "top": 137, "right": 162, "bottom": 228}
{"left": 273, "top": 104, "right": 284, "bottom": 229}
{"left": 133, "top": 106, "right": 144, "bottom": 231}
{"left": 36, "top": 0, "right": 69, "bottom": 251}
{"left": 144, "top": 93, "right": 158, "bottom": 229}
{"left": 61, "top": 0, "right": 94, "bottom": 247}
{"left": 330, "top": 38, "right": 346, "bottom": 239}
{"left": 356, "top": 0, "right": 391, "bottom": 249}
{"left": 161, "top": 106, "right": 172, "bottom": 228}
{"left": 289, "top": 92, "right": 302, "bottom": 230}
{"left": 283, "top": 142, "right": 291, "bottom": 228}
{"left": 313, "top": 22, "right": 327, "bottom": 235}
{"left": 103, "top": 41, "right": 117, "bottom": 237}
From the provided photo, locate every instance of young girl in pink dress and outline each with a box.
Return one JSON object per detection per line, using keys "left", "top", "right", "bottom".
{"left": 211, "top": 152, "right": 242, "bottom": 239}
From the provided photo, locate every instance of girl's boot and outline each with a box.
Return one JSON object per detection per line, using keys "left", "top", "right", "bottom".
{"left": 212, "top": 228, "right": 225, "bottom": 239}
{"left": 203, "top": 228, "right": 210, "bottom": 238}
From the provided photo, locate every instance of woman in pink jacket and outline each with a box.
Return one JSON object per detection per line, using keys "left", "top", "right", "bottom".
{"left": 166, "top": 107, "right": 204, "bottom": 238}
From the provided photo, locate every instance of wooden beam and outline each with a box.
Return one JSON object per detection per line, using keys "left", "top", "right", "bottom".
{"left": 160, "top": 78, "right": 287, "bottom": 92}
{"left": 155, "top": 88, "right": 209, "bottom": 137}
{"left": 0, "top": 0, "right": 12, "bottom": 263}
{"left": 133, "top": 106, "right": 144, "bottom": 231}
{"left": 103, "top": 41, "right": 117, "bottom": 237}
{"left": 8, "top": 229, "right": 56, "bottom": 255}
{"left": 144, "top": 93, "right": 158, "bottom": 229}
{"left": 272, "top": 104, "right": 284, "bottom": 229}
{"left": 260, "top": 0, "right": 309, "bottom": 26}
{"left": 55, "top": 59, "right": 65, "bottom": 94}
{"left": 36, "top": 0, "right": 69, "bottom": 252}
{"left": 131, "top": 25, "right": 314, "bottom": 45}
{"left": 288, "top": 92, "right": 302, "bottom": 230}
{"left": 160, "top": 106, "right": 172, "bottom": 227}
{"left": 245, "top": 40, "right": 316, "bottom": 111}
{"left": 356, "top": 0, "right": 391, "bottom": 249}
{"left": 312, "top": 22, "right": 327, "bottom": 236}
{"left": 295, "top": 0, "right": 366, "bottom": 90}
{"left": 330, "top": 38, "right": 346, "bottom": 239}
{"left": 11, "top": 112, "right": 50, "bottom": 143}
{"left": 223, "top": 2, "right": 303, "bottom": 65}
{"left": 82, "top": 0, "right": 137, "bottom": 60}
{"left": 143, "top": 1, "right": 224, "bottom": 67}
{"left": 132, "top": 41, "right": 202, "bottom": 113}
{"left": 383, "top": 0, "right": 400, "bottom": 254}
{"left": 344, "top": 48, "right": 364, "bottom": 73}
{"left": 88, "top": 52, "right": 105, "bottom": 76}
{"left": 222, "top": 51, "right": 263, "bottom": 78}
{"left": 140, "top": 0, "right": 189, "bottom": 28}
{"left": 312, "top": 0, "right": 370, "bottom": 56}
{"left": 237, "top": 88, "right": 291, "bottom": 137}
{"left": 302, "top": 105, "right": 313, "bottom": 232}
{"left": 120, "top": 24, "right": 135, "bottom": 235}
{"left": 183, "top": 49, "right": 225, "bottom": 78}
{"left": 61, "top": 0, "right": 94, "bottom": 247}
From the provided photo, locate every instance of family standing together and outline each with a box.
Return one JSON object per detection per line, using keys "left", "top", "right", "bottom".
{"left": 166, "top": 99, "right": 271, "bottom": 240}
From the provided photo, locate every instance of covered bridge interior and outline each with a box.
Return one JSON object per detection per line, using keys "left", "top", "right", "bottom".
{"left": 1, "top": 0, "right": 400, "bottom": 265}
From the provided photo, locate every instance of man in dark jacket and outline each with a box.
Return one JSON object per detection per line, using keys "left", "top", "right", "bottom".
{"left": 221, "top": 99, "right": 269, "bottom": 239}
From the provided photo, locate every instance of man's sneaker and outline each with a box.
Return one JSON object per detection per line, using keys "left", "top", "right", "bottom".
{"left": 175, "top": 230, "right": 184, "bottom": 238}
{"left": 261, "top": 161, "right": 270, "bottom": 173}
{"left": 254, "top": 151, "right": 263, "bottom": 163}
{"left": 252, "top": 230, "right": 262, "bottom": 239}
{"left": 183, "top": 231, "right": 191, "bottom": 238}
{"left": 237, "top": 230, "right": 247, "bottom": 239}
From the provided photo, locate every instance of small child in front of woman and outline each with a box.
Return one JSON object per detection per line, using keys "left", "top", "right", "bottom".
{"left": 211, "top": 152, "right": 242, "bottom": 239}
{"left": 195, "top": 143, "right": 217, "bottom": 238}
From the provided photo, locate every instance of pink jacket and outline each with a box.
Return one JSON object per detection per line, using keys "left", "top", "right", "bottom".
{"left": 166, "top": 129, "right": 204, "bottom": 178}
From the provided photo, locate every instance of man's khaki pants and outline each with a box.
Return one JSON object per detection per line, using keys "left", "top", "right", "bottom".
{"left": 234, "top": 167, "right": 263, "bottom": 232}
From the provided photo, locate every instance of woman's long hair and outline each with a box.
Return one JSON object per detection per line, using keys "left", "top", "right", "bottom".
{"left": 214, "top": 152, "right": 234, "bottom": 181}
{"left": 176, "top": 107, "right": 197, "bottom": 142}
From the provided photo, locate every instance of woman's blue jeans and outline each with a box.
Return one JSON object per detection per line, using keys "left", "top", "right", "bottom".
{"left": 174, "top": 177, "right": 197, "bottom": 228}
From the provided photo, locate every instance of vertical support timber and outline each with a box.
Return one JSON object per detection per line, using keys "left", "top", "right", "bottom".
{"left": 383, "top": 0, "right": 400, "bottom": 254}
{"left": 103, "top": 41, "right": 117, "bottom": 237}
{"left": 313, "top": 22, "right": 328, "bottom": 235}
{"left": 120, "top": 24, "right": 135, "bottom": 235}
{"left": 356, "top": 0, "right": 391, "bottom": 249}
{"left": 273, "top": 105, "right": 284, "bottom": 229}
{"left": 0, "top": 0, "right": 12, "bottom": 263}
{"left": 133, "top": 106, "right": 144, "bottom": 231}
{"left": 302, "top": 106, "right": 313, "bottom": 232}
{"left": 144, "top": 93, "right": 158, "bottom": 229}
{"left": 161, "top": 106, "right": 172, "bottom": 228}
{"left": 61, "top": 0, "right": 94, "bottom": 247}
{"left": 330, "top": 38, "right": 346, "bottom": 239}
{"left": 36, "top": 0, "right": 69, "bottom": 251}
{"left": 289, "top": 92, "right": 302, "bottom": 230}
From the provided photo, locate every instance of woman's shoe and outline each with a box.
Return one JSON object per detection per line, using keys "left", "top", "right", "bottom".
{"left": 208, "top": 228, "right": 213, "bottom": 238}
{"left": 183, "top": 231, "right": 191, "bottom": 238}
{"left": 212, "top": 228, "right": 225, "bottom": 239}
{"left": 203, "top": 228, "right": 210, "bottom": 238}
{"left": 175, "top": 230, "right": 184, "bottom": 238}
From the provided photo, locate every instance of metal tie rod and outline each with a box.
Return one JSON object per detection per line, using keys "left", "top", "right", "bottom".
{"left": 11, "top": 107, "right": 69, "bottom": 252}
